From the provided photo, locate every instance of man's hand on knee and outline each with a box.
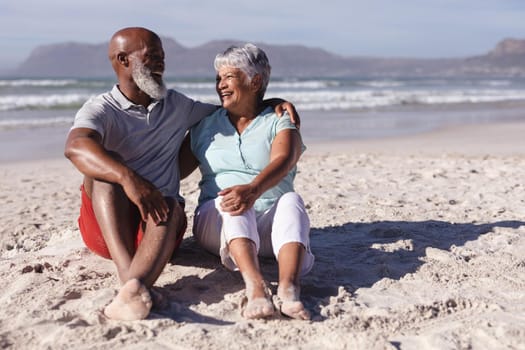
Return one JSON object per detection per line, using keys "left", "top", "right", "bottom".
{"left": 121, "top": 172, "right": 169, "bottom": 224}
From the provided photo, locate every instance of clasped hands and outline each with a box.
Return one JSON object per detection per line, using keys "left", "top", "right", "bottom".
{"left": 219, "top": 184, "right": 259, "bottom": 215}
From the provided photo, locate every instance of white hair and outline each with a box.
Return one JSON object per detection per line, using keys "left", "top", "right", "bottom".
{"left": 131, "top": 58, "right": 167, "bottom": 100}
{"left": 214, "top": 43, "right": 271, "bottom": 97}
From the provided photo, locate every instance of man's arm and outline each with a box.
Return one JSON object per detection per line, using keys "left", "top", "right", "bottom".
{"left": 179, "top": 133, "right": 199, "bottom": 180}
{"left": 65, "top": 128, "right": 130, "bottom": 183}
{"left": 64, "top": 128, "right": 168, "bottom": 223}
{"left": 191, "top": 97, "right": 300, "bottom": 128}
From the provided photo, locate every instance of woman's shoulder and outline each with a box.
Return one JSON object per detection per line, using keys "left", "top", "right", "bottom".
{"left": 259, "top": 107, "right": 295, "bottom": 131}
{"left": 192, "top": 108, "right": 227, "bottom": 132}
{"left": 258, "top": 106, "right": 278, "bottom": 119}
{"left": 254, "top": 107, "right": 281, "bottom": 127}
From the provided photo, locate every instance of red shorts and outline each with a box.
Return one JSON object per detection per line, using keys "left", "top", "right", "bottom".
{"left": 78, "top": 185, "right": 185, "bottom": 259}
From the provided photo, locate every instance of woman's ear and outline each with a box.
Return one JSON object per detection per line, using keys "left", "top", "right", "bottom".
{"left": 251, "top": 74, "right": 262, "bottom": 93}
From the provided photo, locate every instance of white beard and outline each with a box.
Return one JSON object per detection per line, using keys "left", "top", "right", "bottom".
{"left": 131, "top": 62, "right": 167, "bottom": 100}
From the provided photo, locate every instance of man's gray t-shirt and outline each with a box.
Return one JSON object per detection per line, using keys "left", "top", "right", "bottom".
{"left": 71, "top": 85, "right": 216, "bottom": 200}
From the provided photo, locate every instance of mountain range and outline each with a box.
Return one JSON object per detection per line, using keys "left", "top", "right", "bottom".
{"left": 6, "top": 37, "right": 525, "bottom": 78}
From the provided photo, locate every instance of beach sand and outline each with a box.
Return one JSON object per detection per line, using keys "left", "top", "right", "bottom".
{"left": 1, "top": 121, "right": 525, "bottom": 349}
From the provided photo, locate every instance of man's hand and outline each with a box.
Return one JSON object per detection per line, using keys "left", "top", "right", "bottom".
{"left": 65, "top": 127, "right": 169, "bottom": 225}
{"left": 265, "top": 98, "right": 301, "bottom": 128}
{"left": 122, "top": 172, "right": 169, "bottom": 224}
{"left": 218, "top": 184, "right": 259, "bottom": 216}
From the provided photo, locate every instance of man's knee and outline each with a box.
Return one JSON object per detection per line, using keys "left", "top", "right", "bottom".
{"left": 90, "top": 179, "right": 130, "bottom": 208}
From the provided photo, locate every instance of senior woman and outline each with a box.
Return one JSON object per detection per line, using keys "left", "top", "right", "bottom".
{"left": 180, "top": 43, "right": 314, "bottom": 320}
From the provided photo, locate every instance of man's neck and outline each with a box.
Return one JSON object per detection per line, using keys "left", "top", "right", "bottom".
{"left": 117, "top": 83, "right": 152, "bottom": 108}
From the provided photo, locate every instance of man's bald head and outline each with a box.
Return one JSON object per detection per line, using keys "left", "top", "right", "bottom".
{"left": 108, "top": 27, "right": 162, "bottom": 70}
{"left": 106, "top": 27, "right": 167, "bottom": 103}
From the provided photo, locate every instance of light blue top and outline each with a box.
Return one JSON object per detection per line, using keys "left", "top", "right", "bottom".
{"left": 190, "top": 106, "right": 304, "bottom": 214}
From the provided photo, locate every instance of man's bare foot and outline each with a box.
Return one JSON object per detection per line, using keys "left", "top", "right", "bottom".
{"left": 104, "top": 278, "right": 152, "bottom": 321}
{"left": 275, "top": 285, "right": 310, "bottom": 320}
{"left": 240, "top": 280, "right": 275, "bottom": 319}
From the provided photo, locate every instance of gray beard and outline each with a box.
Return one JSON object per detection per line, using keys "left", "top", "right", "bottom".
{"left": 131, "top": 63, "right": 167, "bottom": 100}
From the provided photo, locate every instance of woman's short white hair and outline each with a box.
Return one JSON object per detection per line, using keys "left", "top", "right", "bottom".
{"left": 214, "top": 43, "right": 271, "bottom": 97}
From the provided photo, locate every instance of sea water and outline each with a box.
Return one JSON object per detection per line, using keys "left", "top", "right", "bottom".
{"left": 1, "top": 76, "right": 525, "bottom": 153}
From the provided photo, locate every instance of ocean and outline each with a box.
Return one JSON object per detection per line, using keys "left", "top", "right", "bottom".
{"left": 1, "top": 76, "right": 525, "bottom": 161}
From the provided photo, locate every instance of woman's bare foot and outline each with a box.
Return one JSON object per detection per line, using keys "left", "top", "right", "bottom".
{"left": 241, "top": 280, "right": 275, "bottom": 319}
{"left": 104, "top": 278, "right": 152, "bottom": 321}
{"left": 275, "top": 285, "right": 310, "bottom": 320}
{"left": 241, "top": 296, "right": 275, "bottom": 319}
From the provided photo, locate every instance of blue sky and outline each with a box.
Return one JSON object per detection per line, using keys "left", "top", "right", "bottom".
{"left": 1, "top": 0, "right": 524, "bottom": 68}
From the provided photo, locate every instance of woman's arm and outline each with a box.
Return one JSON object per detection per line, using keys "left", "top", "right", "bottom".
{"left": 219, "top": 129, "right": 302, "bottom": 215}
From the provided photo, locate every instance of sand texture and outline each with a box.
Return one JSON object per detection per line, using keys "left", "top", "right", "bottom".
{"left": 1, "top": 123, "right": 525, "bottom": 349}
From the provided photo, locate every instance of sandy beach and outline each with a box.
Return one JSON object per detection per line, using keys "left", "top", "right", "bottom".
{"left": 1, "top": 121, "right": 525, "bottom": 349}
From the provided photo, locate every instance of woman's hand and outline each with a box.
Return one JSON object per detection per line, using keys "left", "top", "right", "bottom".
{"left": 218, "top": 184, "right": 259, "bottom": 215}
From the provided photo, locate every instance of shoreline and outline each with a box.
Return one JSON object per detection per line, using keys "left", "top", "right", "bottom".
{"left": 0, "top": 126, "right": 70, "bottom": 163}
{"left": 307, "top": 120, "right": 525, "bottom": 156}
{"left": 3, "top": 98, "right": 525, "bottom": 163}
{"left": 3, "top": 119, "right": 525, "bottom": 165}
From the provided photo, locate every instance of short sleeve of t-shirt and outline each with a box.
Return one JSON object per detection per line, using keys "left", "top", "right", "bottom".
{"left": 71, "top": 96, "right": 108, "bottom": 137}
{"left": 272, "top": 113, "right": 306, "bottom": 154}
{"left": 272, "top": 112, "right": 297, "bottom": 138}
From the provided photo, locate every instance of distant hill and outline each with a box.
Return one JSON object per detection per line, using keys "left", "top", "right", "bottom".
{"left": 7, "top": 37, "right": 525, "bottom": 78}
{"left": 462, "top": 38, "right": 525, "bottom": 76}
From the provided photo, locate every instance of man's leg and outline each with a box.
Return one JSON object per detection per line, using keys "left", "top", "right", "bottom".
{"left": 89, "top": 178, "right": 138, "bottom": 282}
{"left": 103, "top": 199, "right": 184, "bottom": 320}
{"left": 88, "top": 178, "right": 185, "bottom": 320}
{"left": 126, "top": 196, "right": 184, "bottom": 287}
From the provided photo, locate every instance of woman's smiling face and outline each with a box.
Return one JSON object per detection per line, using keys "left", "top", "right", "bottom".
{"left": 215, "top": 67, "right": 256, "bottom": 111}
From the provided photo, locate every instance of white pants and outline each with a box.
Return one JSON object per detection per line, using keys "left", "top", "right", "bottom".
{"left": 193, "top": 192, "right": 315, "bottom": 276}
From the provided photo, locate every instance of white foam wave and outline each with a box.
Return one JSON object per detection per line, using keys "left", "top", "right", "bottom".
{"left": 0, "top": 93, "right": 93, "bottom": 111}
{"left": 178, "top": 88, "right": 525, "bottom": 110}
{"left": 479, "top": 80, "right": 512, "bottom": 87}
{"left": 0, "top": 79, "right": 78, "bottom": 87}
{"left": 187, "top": 93, "right": 221, "bottom": 105}
{"left": 169, "top": 79, "right": 341, "bottom": 90}
{"left": 357, "top": 80, "right": 405, "bottom": 88}
{"left": 269, "top": 80, "right": 341, "bottom": 89}
{"left": 167, "top": 82, "right": 215, "bottom": 90}
{"left": 266, "top": 89, "right": 525, "bottom": 110}
{"left": 3, "top": 78, "right": 525, "bottom": 114}
{"left": 0, "top": 116, "right": 73, "bottom": 129}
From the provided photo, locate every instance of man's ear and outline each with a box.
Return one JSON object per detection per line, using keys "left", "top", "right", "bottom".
{"left": 117, "top": 52, "right": 129, "bottom": 66}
